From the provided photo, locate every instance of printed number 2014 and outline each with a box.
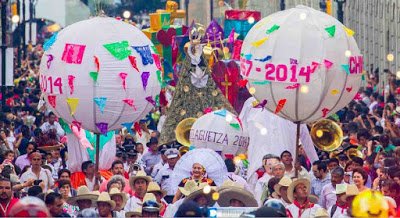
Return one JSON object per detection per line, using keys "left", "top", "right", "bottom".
{"left": 265, "top": 64, "right": 312, "bottom": 83}
{"left": 40, "top": 75, "right": 63, "bottom": 94}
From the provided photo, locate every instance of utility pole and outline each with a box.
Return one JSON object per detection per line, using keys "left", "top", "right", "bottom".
{"left": 16, "top": 0, "right": 21, "bottom": 67}
{"left": 28, "top": 0, "right": 32, "bottom": 44}
{"left": 280, "top": 0, "right": 285, "bottom": 10}
{"left": 1, "top": 0, "right": 8, "bottom": 110}
{"left": 22, "top": 0, "right": 26, "bottom": 59}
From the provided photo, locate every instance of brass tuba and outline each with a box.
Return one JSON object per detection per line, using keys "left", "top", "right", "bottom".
{"left": 347, "top": 148, "right": 364, "bottom": 159}
{"left": 310, "top": 119, "right": 343, "bottom": 152}
{"left": 175, "top": 118, "right": 197, "bottom": 147}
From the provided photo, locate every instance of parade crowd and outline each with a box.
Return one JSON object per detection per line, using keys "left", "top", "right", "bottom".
{"left": 1, "top": 44, "right": 400, "bottom": 218}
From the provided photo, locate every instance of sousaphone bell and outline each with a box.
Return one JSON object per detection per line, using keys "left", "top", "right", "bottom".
{"left": 310, "top": 119, "right": 343, "bottom": 152}
{"left": 175, "top": 117, "right": 197, "bottom": 147}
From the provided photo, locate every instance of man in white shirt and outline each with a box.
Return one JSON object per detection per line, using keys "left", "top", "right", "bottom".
{"left": 281, "top": 151, "right": 310, "bottom": 180}
{"left": 40, "top": 112, "right": 65, "bottom": 139}
{"left": 20, "top": 151, "right": 54, "bottom": 192}
{"left": 286, "top": 179, "right": 321, "bottom": 218}
{"left": 328, "top": 184, "right": 359, "bottom": 218}
{"left": 124, "top": 171, "right": 152, "bottom": 212}
{"left": 320, "top": 167, "right": 345, "bottom": 209}
{"left": 154, "top": 148, "right": 180, "bottom": 203}
{"left": 254, "top": 154, "right": 280, "bottom": 205}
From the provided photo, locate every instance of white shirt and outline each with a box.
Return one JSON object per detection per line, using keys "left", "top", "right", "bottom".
{"left": 85, "top": 176, "right": 96, "bottom": 191}
{"left": 254, "top": 173, "right": 271, "bottom": 206}
{"left": 49, "top": 158, "right": 63, "bottom": 179}
{"left": 157, "top": 115, "right": 166, "bottom": 132}
{"left": 151, "top": 162, "right": 166, "bottom": 178}
{"left": 284, "top": 166, "right": 310, "bottom": 181}
{"left": 124, "top": 195, "right": 142, "bottom": 212}
{"left": 114, "top": 210, "right": 126, "bottom": 218}
{"left": 369, "top": 101, "right": 378, "bottom": 113}
{"left": 155, "top": 164, "right": 175, "bottom": 196}
{"left": 40, "top": 121, "right": 65, "bottom": 139}
{"left": 287, "top": 202, "right": 321, "bottom": 218}
{"left": 328, "top": 204, "right": 350, "bottom": 218}
{"left": 226, "top": 172, "right": 250, "bottom": 192}
{"left": 164, "top": 198, "right": 184, "bottom": 218}
{"left": 20, "top": 167, "right": 54, "bottom": 192}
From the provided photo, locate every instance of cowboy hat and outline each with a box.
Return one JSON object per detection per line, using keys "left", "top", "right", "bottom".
{"left": 273, "top": 176, "right": 292, "bottom": 196}
{"left": 217, "top": 180, "right": 245, "bottom": 192}
{"left": 314, "top": 208, "right": 329, "bottom": 218}
{"left": 125, "top": 208, "right": 142, "bottom": 217}
{"left": 147, "top": 182, "right": 167, "bottom": 198}
{"left": 96, "top": 192, "right": 116, "bottom": 210}
{"left": 129, "top": 170, "right": 152, "bottom": 189}
{"left": 67, "top": 186, "right": 98, "bottom": 206}
{"left": 109, "top": 188, "right": 128, "bottom": 208}
{"left": 345, "top": 184, "right": 359, "bottom": 199}
{"left": 182, "top": 182, "right": 217, "bottom": 206}
{"left": 287, "top": 178, "right": 311, "bottom": 203}
{"left": 332, "top": 183, "right": 347, "bottom": 195}
{"left": 217, "top": 181, "right": 257, "bottom": 207}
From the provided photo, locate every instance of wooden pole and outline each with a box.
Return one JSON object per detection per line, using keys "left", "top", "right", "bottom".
{"left": 95, "top": 133, "right": 100, "bottom": 173}
{"left": 295, "top": 122, "right": 301, "bottom": 178}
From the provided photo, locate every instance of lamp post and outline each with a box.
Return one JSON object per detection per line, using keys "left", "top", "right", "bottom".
{"left": 22, "top": 0, "right": 26, "bottom": 59}
{"left": 28, "top": 0, "right": 32, "bottom": 44}
{"left": 1, "top": 0, "right": 8, "bottom": 110}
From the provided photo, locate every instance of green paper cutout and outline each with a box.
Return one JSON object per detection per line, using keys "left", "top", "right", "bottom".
{"left": 325, "top": 25, "right": 336, "bottom": 37}
{"left": 156, "top": 70, "right": 162, "bottom": 84}
{"left": 151, "top": 46, "right": 159, "bottom": 54}
{"left": 266, "top": 24, "right": 280, "bottom": 34}
{"left": 155, "top": 94, "right": 160, "bottom": 107}
{"left": 58, "top": 118, "right": 71, "bottom": 134}
{"left": 341, "top": 64, "right": 350, "bottom": 75}
{"left": 361, "top": 74, "right": 365, "bottom": 81}
{"left": 89, "top": 72, "right": 99, "bottom": 82}
{"left": 85, "top": 131, "right": 114, "bottom": 162}
{"left": 251, "top": 80, "right": 271, "bottom": 85}
{"left": 230, "top": 123, "right": 241, "bottom": 130}
{"left": 103, "top": 41, "right": 131, "bottom": 60}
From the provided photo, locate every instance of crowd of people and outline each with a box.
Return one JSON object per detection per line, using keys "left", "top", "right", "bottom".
{"left": 1, "top": 41, "right": 400, "bottom": 218}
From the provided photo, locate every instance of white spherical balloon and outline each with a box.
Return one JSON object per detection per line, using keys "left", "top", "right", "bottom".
{"left": 39, "top": 17, "right": 161, "bottom": 133}
{"left": 241, "top": 5, "right": 363, "bottom": 123}
{"left": 189, "top": 109, "right": 249, "bottom": 156}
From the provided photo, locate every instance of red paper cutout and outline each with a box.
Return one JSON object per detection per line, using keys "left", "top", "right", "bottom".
{"left": 285, "top": 83, "right": 300, "bottom": 89}
{"left": 346, "top": 87, "right": 353, "bottom": 92}
{"left": 275, "top": 99, "right": 287, "bottom": 114}
{"left": 48, "top": 95, "right": 56, "bottom": 108}
{"left": 237, "top": 79, "right": 248, "bottom": 88}
{"left": 123, "top": 99, "right": 137, "bottom": 111}
{"left": 128, "top": 56, "right": 140, "bottom": 72}
{"left": 119, "top": 72, "right": 128, "bottom": 90}
{"left": 152, "top": 54, "right": 162, "bottom": 70}
{"left": 322, "top": 108, "right": 330, "bottom": 117}
{"left": 156, "top": 28, "right": 177, "bottom": 46}
{"left": 61, "top": 43, "right": 86, "bottom": 64}
{"left": 94, "top": 56, "right": 100, "bottom": 72}
{"left": 134, "top": 122, "right": 142, "bottom": 137}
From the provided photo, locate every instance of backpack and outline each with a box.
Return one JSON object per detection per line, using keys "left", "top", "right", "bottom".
{"left": 331, "top": 204, "right": 337, "bottom": 218}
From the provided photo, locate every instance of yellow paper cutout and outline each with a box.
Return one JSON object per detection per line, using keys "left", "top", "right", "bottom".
{"left": 344, "top": 26, "right": 355, "bottom": 36}
{"left": 331, "top": 89, "right": 339, "bottom": 95}
{"left": 66, "top": 98, "right": 79, "bottom": 115}
{"left": 251, "top": 37, "right": 269, "bottom": 48}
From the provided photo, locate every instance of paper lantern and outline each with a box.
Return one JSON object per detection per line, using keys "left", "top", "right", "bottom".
{"left": 240, "top": 5, "right": 363, "bottom": 123}
{"left": 39, "top": 17, "right": 161, "bottom": 134}
{"left": 189, "top": 109, "right": 249, "bottom": 156}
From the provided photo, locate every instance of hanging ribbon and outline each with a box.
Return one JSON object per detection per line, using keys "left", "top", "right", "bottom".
{"left": 72, "top": 120, "right": 82, "bottom": 131}
{"left": 324, "top": 59, "right": 333, "bottom": 69}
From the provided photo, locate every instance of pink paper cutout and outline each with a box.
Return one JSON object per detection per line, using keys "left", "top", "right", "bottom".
{"left": 47, "top": 54, "right": 54, "bottom": 69}
{"left": 123, "top": 98, "right": 137, "bottom": 111}
{"left": 322, "top": 108, "right": 330, "bottom": 117}
{"left": 68, "top": 75, "right": 75, "bottom": 95}
{"left": 152, "top": 54, "right": 162, "bottom": 70}
{"left": 285, "top": 83, "right": 300, "bottom": 89}
{"left": 203, "top": 107, "right": 213, "bottom": 114}
{"left": 310, "top": 62, "right": 320, "bottom": 73}
{"left": 323, "top": 59, "right": 333, "bottom": 69}
{"left": 119, "top": 72, "right": 128, "bottom": 90}
{"left": 61, "top": 43, "right": 86, "bottom": 64}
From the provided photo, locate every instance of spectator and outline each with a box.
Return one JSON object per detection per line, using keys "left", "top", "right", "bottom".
{"left": 45, "top": 192, "right": 70, "bottom": 217}
{"left": 20, "top": 151, "right": 54, "bottom": 192}
{"left": 15, "top": 142, "right": 35, "bottom": 170}
{"left": 0, "top": 177, "right": 19, "bottom": 217}
{"left": 100, "top": 160, "right": 131, "bottom": 194}
{"left": 311, "top": 161, "right": 330, "bottom": 197}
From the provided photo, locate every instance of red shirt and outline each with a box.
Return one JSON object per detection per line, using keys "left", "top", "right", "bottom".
{"left": 0, "top": 198, "right": 19, "bottom": 217}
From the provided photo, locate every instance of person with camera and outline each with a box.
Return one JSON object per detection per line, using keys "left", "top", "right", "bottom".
{"left": 19, "top": 151, "right": 54, "bottom": 192}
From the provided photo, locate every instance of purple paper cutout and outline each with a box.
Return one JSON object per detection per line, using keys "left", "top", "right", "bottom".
{"left": 47, "top": 54, "right": 54, "bottom": 69}
{"left": 96, "top": 122, "right": 108, "bottom": 135}
{"left": 141, "top": 72, "right": 150, "bottom": 91}
{"left": 145, "top": 96, "right": 156, "bottom": 107}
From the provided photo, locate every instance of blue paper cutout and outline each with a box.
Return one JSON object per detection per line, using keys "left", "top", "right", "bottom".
{"left": 93, "top": 97, "right": 107, "bottom": 113}
{"left": 43, "top": 32, "right": 58, "bottom": 51}
{"left": 132, "top": 45, "right": 154, "bottom": 65}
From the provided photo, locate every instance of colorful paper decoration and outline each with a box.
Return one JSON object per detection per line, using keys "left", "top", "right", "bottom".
{"left": 123, "top": 98, "right": 137, "bottom": 110}
{"left": 132, "top": 45, "right": 154, "bottom": 65}
{"left": 47, "top": 54, "right": 54, "bottom": 69}
{"left": 94, "top": 97, "right": 107, "bottom": 113}
{"left": 156, "top": 28, "right": 177, "bottom": 46}
{"left": 253, "top": 99, "right": 268, "bottom": 109}
{"left": 321, "top": 108, "right": 330, "bottom": 117}
{"left": 224, "top": 10, "right": 261, "bottom": 40}
{"left": 66, "top": 98, "right": 79, "bottom": 115}
{"left": 251, "top": 37, "right": 268, "bottom": 48}
{"left": 103, "top": 41, "right": 131, "bottom": 60}
{"left": 121, "top": 122, "right": 134, "bottom": 134}
{"left": 343, "top": 26, "right": 355, "bottom": 36}
{"left": 325, "top": 25, "right": 336, "bottom": 37}
{"left": 146, "top": 96, "right": 156, "bottom": 106}
{"left": 43, "top": 32, "right": 58, "bottom": 51}
{"left": 39, "top": 17, "right": 161, "bottom": 134}
{"left": 345, "top": 87, "right": 353, "bottom": 92}
{"left": 68, "top": 75, "right": 75, "bottom": 95}
{"left": 241, "top": 5, "right": 363, "bottom": 123}
{"left": 190, "top": 109, "right": 249, "bottom": 156}
{"left": 48, "top": 95, "right": 57, "bottom": 108}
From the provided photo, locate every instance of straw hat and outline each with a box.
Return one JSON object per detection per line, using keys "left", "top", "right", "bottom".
{"left": 129, "top": 170, "right": 152, "bottom": 189}
{"left": 96, "top": 192, "right": 116, "bottom": 210}
{"left": 345, "top": 184, "right": 359, "bottom": 199}
{"left": 287, "top": 178, "right": 311, "bottom": 203}
{"left": 217, "top": 180, "right": 257, "bottom": 207}
{"left": 273, "top": 176, "right": 292, "bottom": 196}
{"left": 217, "top": 180, "right": 245, "bottom": 192}
{"left": 147, "top": 182, "right": 167, "bottom": 198}
{"left": 182, "top": 181, "right": 217, "bottom": 206}
{"left": 332, "top": 184, "right": 347, "bottom": 195}
{"left": 125, "top": 208, "right": 142, "bottom": 217}
{"left": 109, "top": 188, "right": 128, "bottom": 208}
{"left": 67, "top": 186, "right": 98, "bottom": 206}
{"left": 314, "top": 208, "right": 329, "bottom": 218}
{"left": 142, "top": 193, "right": 160, "bottom": 213}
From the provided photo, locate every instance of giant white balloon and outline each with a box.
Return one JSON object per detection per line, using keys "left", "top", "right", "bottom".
{"left": 189, "top": 109, "right": 249, "bottom": 156}
{"left": 39, "top": 17, "right": 161, "bottom": 134}
{"left": 240, "top": 5, "right": 363, "bottom": 123}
